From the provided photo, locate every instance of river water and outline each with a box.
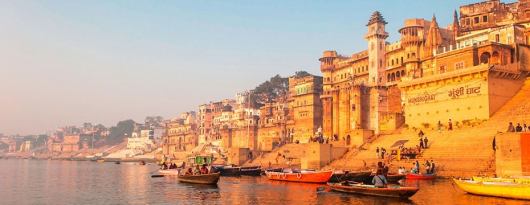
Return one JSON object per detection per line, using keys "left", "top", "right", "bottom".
{"left": 0, "top": 159, "right": 528, "bottom": 205}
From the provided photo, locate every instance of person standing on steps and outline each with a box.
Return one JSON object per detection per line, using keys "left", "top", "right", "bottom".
{"left": 376, "top": 147, "right": 380, "bottom": 158}
{"left": 507, "top": 122, "right": 515, "bottom": 132}
{"left": 424, "top": 137, "right": 429, "bottom": 149}
{"left": 448, "top": 119, "right": 453, "bottom": 131}
{"left": 437, "top": 121, "right": 443, "bottom": 132}
{"left": 419, "top": 138, "right": 424, "bottom": 149}
{"left": 418, "top": 130, "right": 424, "bottom": 138}
{"left": 430, "top": 160, "right": 436, "bottom": 174}
{"left": 516, "top": 123, "right": 523, "bottom": 132}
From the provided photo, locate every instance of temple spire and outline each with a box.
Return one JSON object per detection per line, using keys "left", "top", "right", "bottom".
{"left": 424, "top": 14, "right": 443, "bottom": 58}
{"left": 452, "top": 10, "right": 460, "bottom": 39}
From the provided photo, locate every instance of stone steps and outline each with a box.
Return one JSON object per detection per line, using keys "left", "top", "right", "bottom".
{"left": 323, "top": 77, "right": 530, "bottom": 177}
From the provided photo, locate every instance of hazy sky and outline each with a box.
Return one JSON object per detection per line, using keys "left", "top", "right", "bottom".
{"left": 0, "top": 0, "right": 495, "bottom": 135}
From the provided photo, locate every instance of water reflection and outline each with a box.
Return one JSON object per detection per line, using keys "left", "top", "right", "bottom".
{"left": 0, "top": 159, "right": 529, "bottom": 205}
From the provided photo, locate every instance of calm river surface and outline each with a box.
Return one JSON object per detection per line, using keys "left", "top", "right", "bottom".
{"left": 0, "top": 159, "right": 528, "bottom": 205}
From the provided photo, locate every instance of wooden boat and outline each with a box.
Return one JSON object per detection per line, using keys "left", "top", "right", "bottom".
{"left": 213, "top": 165, "right": 241, "bottom": 176}
{"left": 387, "top": 174, "right": 407, "bottom": 183}
{"left": 240, "top": 166, "right": 262, "bottom": 176}
{"left": 453, "top": 178, "right": 530, "bottom": 200}
{"left": 262, "top": 168, "right": 283, "bottom": 175}
{"left": 328, "top": 182, "right": 419, "bottom": 198}
{"left": 265, "top": 170, "right": 333, "bottom": 183}
{"left": 159, "top": 169, "right": 180, "bottom": 176}
{"left": 177, "top": 173, "right": 220, "bottom": 185}
{"left": 330, "top": 171, "right": 372, "bottom": 183}
{"left": 472, "top": 176, "right": 530, "bottom": 184}
{"left": 406, "top": 173, "right": 436, "bottom": 180}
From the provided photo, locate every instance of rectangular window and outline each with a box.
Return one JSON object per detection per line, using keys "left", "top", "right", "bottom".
{"left": 474, "top": 17, "right": 480, "bottom": 24}
{"left": 439, "top": 65, "right": 446, "bottom": 74}
{"left": 466, "top": 18, "right": 470, "bottom": 25}
{"left": 495, "top": 34, "right": 500, "bottom": 43}
{"left": 455, "top": 62, "right": 464, "bottom": 70}
{"left": 483, "top": 15, "right": 488, "bottom": 22}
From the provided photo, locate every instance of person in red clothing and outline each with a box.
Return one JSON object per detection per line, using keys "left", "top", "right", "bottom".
{"left": 200, "top": 164, "right": 209, "bottom": 174}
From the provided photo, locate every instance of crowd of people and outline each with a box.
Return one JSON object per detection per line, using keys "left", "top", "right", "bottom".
{"left": 507, "top": 122, "right": 528, "bottom": 132}
{"left": 410, "top": 160, "right": 436, "bottom": 174}
{"left": 183, "top": 164, "right": 211, "bottom": 175}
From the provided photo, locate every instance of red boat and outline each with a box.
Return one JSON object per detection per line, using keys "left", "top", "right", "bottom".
{"left": 265, "top": 170, "right": 333, "bottom": 183}
{"left": 406, "top": 173, "right": 436, "bottom": 180}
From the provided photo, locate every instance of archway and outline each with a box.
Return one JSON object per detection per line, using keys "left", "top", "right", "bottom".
{"left": 480, "top": 52, "right": 491, "bottom": 64}
{"left": 492, "top": 51, "right": 500, "bottom": 65}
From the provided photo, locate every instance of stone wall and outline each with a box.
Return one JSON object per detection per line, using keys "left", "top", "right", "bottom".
{"left": 496, "top": 132, "right": 530, "bottom": 177}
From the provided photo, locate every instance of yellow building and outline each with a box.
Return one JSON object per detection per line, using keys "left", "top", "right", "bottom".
{"left": 162, "top": 112, "right": 198, "bottom": 158}
{"left": 287, "top": 74, "right": 323, "bottom": 143}
{"left": 320, "top": 0, "right": 530, "bottom": 146}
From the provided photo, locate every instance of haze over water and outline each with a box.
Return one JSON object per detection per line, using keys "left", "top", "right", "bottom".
{"left": 0, "top": 159, "right": 526, "bottom": 205}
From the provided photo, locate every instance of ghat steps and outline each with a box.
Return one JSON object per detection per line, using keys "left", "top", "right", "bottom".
{"left": 244, "top": 144, "right": 305, "bottom": 168}
{"left": 323, "top": 77, "right": 530, "bottom": 177}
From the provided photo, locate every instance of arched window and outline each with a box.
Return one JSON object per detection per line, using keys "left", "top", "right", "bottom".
{"left": 492, "top": 51, "right": 500, "bottom": 65}
{"left": 480, "top": 52, "right": 491, "bottom": 64}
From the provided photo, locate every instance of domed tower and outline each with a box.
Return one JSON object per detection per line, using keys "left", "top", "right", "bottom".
{"left": 365, "top": 11, "right": 388, "bottom": 85}
{"left": 319, "top": 50, "right": 337, "bottom": 138}
{"left": 399, "top": 18, "right": 426, "bottom": 79}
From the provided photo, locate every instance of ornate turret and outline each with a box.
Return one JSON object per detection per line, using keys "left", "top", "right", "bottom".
{"left": 367, "top": 11, "right": 388, "bottom": 26}
{"left": 424, "top": 14, "right": 442, "bottom": 58}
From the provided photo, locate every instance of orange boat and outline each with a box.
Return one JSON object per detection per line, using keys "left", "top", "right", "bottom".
{"left": 265, "top": 170, "right": 333, "bottom": 183}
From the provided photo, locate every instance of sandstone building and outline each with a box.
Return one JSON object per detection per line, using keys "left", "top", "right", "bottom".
{"left": 320, "top": 0, "right": 530, "bottom": 147}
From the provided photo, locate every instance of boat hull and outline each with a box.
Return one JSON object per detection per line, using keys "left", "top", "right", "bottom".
{"left": 329, "top": 183, "right": 419, "bottom": 198}
{"left": 330, "top": 171, "right": 372, "bottom": 183}
{"left": 159, "top": 169, "right": 180, "bottom": 176}
{"left": 240, "top": 166, "right": 262, "bottom": 176}
{"left": 472, "top": 176, "right": 530, "bottom": 184}
{"left": 265, "top": 170, "right": 333, "bottom": 183}
{"left": 178, "top": 173, "right": 220, "bottom": 185}
{"left": 213, "top": 166, "right": 241, "bottom": 176}
{"left": 453, "top": 179, "right": 530, "bottom": 200}
{"left": 406, "top": 173, "right": 436, "bottom": 180}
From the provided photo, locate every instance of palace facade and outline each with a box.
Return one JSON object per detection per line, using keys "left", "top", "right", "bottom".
{"left": 320, "top": 0, "right": 530, "bottom": 146}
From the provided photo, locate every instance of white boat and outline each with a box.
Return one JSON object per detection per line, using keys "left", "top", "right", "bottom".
{"left": 159, "top": 169, "right": 180, "bottom": 176}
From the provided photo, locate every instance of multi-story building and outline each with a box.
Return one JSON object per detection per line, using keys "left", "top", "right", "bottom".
{"left": 198, "top": 99, "right": 236, "bottom": 145}
{"left": 287, "top": 74, "right": 323, "bottom": 144}
{"left": 162, "top": 112, "right": 198, "bottom": 158}
{"left": 320, "top": 0, "right": 530, "bottom": 147}
{"left": 61, "top": 135, "right": 80, "bottom": 152}
{"left": 257, "top": 97, "right": 289, "bottom": 151}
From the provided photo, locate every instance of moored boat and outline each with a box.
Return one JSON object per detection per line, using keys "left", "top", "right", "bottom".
{"left": 330, "top": 171, "right": 372, "bottom": 183}
{"left": 177, "top": 172, "right": 221, "bottom": 185}
{"left": 472, "top": 176, "right": 530, "bottom": 184}
{"left": 212, "top": 165, "right": 241, "bottom": 176}
{"left": 265, "top": 170, "right": 333, "bottom": 183}
{"left": 406, "top": 173, "right": 435, "bottom": 180}
{"left": 386, "top": 174, "right": 407, "bottom": 183}
{"left": 453, "top": 178, "right": 530, "bottom": 200}
{"left": 240, "top": 166, "right": 262, "bottom": 176}
{"left": 328, "top": 182, "right": 419, "bottom": 198}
